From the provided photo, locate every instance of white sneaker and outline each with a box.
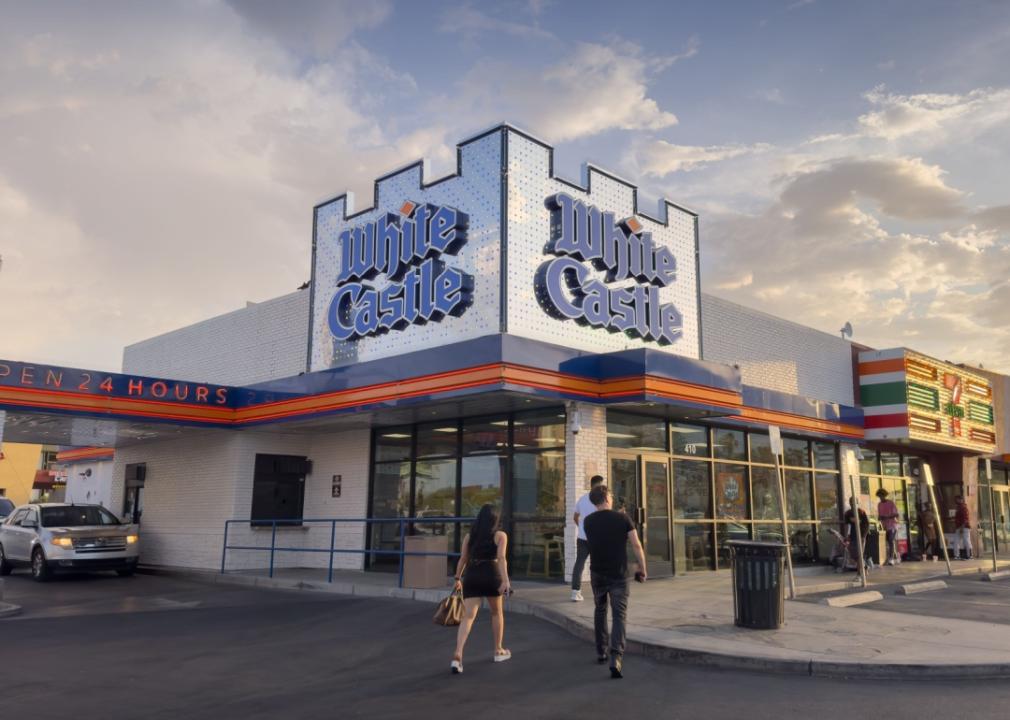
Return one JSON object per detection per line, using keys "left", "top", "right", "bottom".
{"left": 571, "top": 589, "right": 584, "bottom": 602}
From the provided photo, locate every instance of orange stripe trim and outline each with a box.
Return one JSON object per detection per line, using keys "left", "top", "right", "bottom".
{"left": 56, "top": 447, "right": 115, "bottom": 461}
{"left": 1, "top": 363, "right": 860, "bottom": 437}
{"left": 734, "top": 406, "right": 863, "bottom": 438}
{"left": 858, "top": 358, "right": 906, "bottom": 376}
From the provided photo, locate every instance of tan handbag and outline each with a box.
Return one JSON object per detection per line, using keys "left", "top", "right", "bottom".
{"left": 433, "top": 588, "right": 463, "bottom": 627}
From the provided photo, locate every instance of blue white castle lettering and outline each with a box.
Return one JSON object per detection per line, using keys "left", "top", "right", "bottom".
{"left": 327, "top": 202, "right": 473, "bottom": 341}
{"left": 535, "top": 193, "right": 683, "bottom": 345}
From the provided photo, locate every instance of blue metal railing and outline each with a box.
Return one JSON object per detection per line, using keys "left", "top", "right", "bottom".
{"left": 220, "top": 516, "right": 475, "bottom": 588}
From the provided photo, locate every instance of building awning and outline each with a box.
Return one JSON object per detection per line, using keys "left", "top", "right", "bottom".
{"left": 0, "top": 334, "right": 864, "bottom": 447}
{"left": 32, "top": 469, "right": 64, "bottom": 490}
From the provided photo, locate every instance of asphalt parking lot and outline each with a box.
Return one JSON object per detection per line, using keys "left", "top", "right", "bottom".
{"left": 4, "top": 572, "right": 1010, "bottom": 720}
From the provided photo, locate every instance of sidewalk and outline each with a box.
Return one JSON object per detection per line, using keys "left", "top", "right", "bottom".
{"left": 143, "top": 559, "right": 1010, "bottom": 679}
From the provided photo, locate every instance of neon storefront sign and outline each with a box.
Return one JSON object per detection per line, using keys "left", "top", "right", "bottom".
{"left": 327, "top": 201, "right": 473, "bottom": 341}
{"left": 536, "top": 192, "right": 683, "bottom": 344}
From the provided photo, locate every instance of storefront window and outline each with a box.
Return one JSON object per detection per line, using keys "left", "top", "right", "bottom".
{"left": 813, "top": 442, "right": 838, "bottom": 470}
{"left": 880, "top": 452, "right": 901, "bottom": 476}
{"left": 416, "top": 422, "right": 459, "bottom": 459}
{"left": 607, "top": 411, "right": 666, "bottom": 451}
{"left": 753, "top": 524, "right": 784, "bottom": 544}
{"left": 511, "top": 451, "right": 565, "bottom": 518}
{"left": 714, "top": 464, "right": 747, "bottom": 521}
{"left": 815, "top": 472, "right": 841, "bottom": 522}
{"left": 674, "top": 524, "right": 714, "bottom": 571}
{"left": 513, "top": 409, "right": 565, "bottom": 450}
{"left": 461, "top": 455, "right": 505, "bottom": 517}
{"left": 783, "top": 438, "right": 810, "bottom": 467}
{"left": 671, "top": 423, "right": 708, "bottom": 457}
{"left": 374, "top": 427, "right": 413, "bottom": 462}
{"left": 859, "top": 452, "right": 880, "bottom": 476}
{"left": 413, "top": 459, "right": 457, "bottom": 532}
{"left": 462, "top": 417, "right": 507, "bottom": 455}
{"left": 785, "top": 469, "right": 813, "bottom": 520}
{"left": 370, "top": 461, "right": 410, "bottom": 567}
{"left": 751, "top": 466, "right": 781, "bottom": 521}
{"left": 749, "top": 433, "right": 774, "bottom": 464}
{"left": 511, "top": 520, "right": 565, "bottom": 579}
{"left": 712, "top": 428, "right": 745, "bottom": 461}
{"left": 673, "top": 460, "right": 711, "bottom": 520}
{"left": 716, "top": 523, "right": 750, "bottom": 567}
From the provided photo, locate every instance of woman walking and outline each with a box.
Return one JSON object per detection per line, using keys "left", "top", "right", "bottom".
{"left": 450, "top": 503, "right": 511, "bottom": 674}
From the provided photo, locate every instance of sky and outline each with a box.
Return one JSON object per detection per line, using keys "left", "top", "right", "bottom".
{"left": 1, "top": 0, "right": 1009, "bottom": 374}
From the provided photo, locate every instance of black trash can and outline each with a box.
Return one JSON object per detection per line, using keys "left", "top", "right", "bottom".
{"left": 727, "top": 540, "right": 786, "bottom": 630}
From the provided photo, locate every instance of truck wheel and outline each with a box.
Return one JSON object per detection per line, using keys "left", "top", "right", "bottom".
{"left": 0, "top": 544, "right": 11, "bottom": 576}
{"left": 31, "top": 547, "right": 50, "bottom": 582}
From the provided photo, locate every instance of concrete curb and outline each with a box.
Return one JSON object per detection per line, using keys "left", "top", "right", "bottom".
{"left": 139, "top": 566, "right": 1010, "bottom": 680}
{"left": 984, "top": 569, "right": 1010, "bottom": 582}
{"left": 0, "top": 602, "right": 22, "bottom": 619}
{"left": 897, "top": 580, "right": 947, "bottom": 595}
{"left": 821, "top": 591, "right": 883, "bottom": 607}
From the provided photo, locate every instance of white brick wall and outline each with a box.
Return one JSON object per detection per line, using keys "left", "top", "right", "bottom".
{"left": 701, "top": 293, "right": 855, "bottom": 405}
{"left": 564, "top": 402, "right": 607, "bottom": 583}
{"left": 121, "top": 290, "right": 310, "bottom": 385}
{"left": 108, "top": 426, "right": 372, "bottom": 572}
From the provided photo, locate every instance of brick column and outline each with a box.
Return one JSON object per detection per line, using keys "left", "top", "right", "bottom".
{"left": 564, "top": 402, "right": 607, "bottom": 583}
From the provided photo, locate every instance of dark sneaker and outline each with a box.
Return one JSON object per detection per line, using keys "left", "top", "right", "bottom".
{"left": 609, "top": 656, "right": 623, "bottom": 679}
{"left": 597, "top": 653, "right": 608, "bottom": 664}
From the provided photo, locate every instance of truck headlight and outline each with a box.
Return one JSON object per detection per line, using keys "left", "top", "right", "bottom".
{"left": 51, "top": 537, "right": 74, "bottom": 548}
{"left": 126, "top": 535, "right": 139, "bottom": 544}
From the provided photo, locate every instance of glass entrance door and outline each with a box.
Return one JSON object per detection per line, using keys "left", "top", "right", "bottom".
{"left": 642, "top": 456, "right": 673, "bottom": 577}
{"left": 608, "top": 454, "right": 673, "bottom": 578}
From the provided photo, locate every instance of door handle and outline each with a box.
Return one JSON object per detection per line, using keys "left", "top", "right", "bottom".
{"left": 637, "top": 508, "right": 646, "bottom": 526}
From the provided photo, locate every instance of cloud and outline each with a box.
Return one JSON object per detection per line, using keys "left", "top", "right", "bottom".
{"left": 858, "top": 85, "right": 1010, "bottom": 141}
{"left": 454, "top": 42, "right": 678, "bottom": 142}
{"left": 440, "top": 3, "right": 554, "bottom": 41}
{"left": 0, "top": 2, "right": 445, "bottom": 371}
{"left": 226, "top": 0, "right": 392, "bottom": 59}
{"left": 702, "top": 156, "right": 1010, "bottom": 371}
{"left": 648, "top": 35, "right": 701, "bottom": 72}
{"left": 635, "top": 140, "right": 770, "bottom": 176}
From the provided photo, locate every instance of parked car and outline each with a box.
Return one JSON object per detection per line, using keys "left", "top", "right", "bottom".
{"left": 0, "top": 497, "right": 14, "bottom": 520}
{"left": 0, "top": 503, "right": 140, "bottom": 581}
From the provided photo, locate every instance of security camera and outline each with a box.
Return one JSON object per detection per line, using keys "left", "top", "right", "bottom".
{"left": 570, "top": 408, "right": 582, "bottom": 435}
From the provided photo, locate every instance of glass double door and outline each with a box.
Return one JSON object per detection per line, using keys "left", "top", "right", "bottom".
{"left": 609, "top": 454, "right": 673, "bottom": 577}
{"left": 993, "top": 487, "right": 1010, "bottom": 552}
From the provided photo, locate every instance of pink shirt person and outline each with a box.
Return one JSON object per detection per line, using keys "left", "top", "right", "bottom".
{"left": 877, "top": 499, "right": 899, "bottom": 531}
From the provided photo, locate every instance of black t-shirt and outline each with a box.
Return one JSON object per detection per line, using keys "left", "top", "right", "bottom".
{"left": 584, "top": 509, "right": 634, "bottom": 580}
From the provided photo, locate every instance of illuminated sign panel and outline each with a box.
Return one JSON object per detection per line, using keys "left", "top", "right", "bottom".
{"left": 326, "top": 202, "right": 473, "bottom": 341}
{"left": 308, "top": 126, "right": 701, "bottom": 372}
{"left": 536, "top": 193, "right": 682, "bottom": 344}
{"left": 859, "top": 348, "right": 996, "bottom": 452}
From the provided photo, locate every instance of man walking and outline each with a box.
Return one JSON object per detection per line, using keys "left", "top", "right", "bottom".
{"left": 571, "top": 474, "right": 605, "bottom": 602}
{"left": 876, "top": 488, "right": 901, "bottom": 565}
{"left": 584, "top": 484, "right": 647, "bottom": 679}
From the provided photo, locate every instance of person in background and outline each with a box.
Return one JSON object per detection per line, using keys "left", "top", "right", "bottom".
{"left": 953, "top": 494, "right": 972, "bottom": 560}
{"left": 843, "top": 497, "right": 870, "bottom": 569}
{"left": 919, "top": 503, "right": 940, "bottom": 561}
{"left": 584, "top": 484, "right": 647, "bottom": 679}
{"left": 876, "top": 488, "right": 901, "bottom": 565}
{"left": 450, "top": 503, "right": 512, "bottom": 674}
{"left": 571, "top": 474, "right": 605, "bottom": 602}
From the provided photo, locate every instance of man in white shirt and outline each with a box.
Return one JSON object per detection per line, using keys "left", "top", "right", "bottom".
{"left": 571, "top": 475, "right": 605, "bottom": 601}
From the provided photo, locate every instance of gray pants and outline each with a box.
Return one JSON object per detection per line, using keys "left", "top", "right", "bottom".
{"left": 572, "top": 539, "right": 590, "bottom": 590}
{"left": 591, "top": 573, "right": 629, "bottom": 660}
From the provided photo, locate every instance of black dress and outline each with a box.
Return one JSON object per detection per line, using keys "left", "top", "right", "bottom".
{"left": 462, "top": 535, "right": 501, "bottom": 599}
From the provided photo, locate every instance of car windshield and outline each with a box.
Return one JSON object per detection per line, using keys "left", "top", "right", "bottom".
{"left": 40, "top": 506, "right": 121, "bottom": 527}
{"left": 0, "top": 498, "right": 14, "bottom": 517}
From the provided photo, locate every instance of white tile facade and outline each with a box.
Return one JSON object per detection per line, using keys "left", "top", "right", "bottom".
{"left": 122, "top": 290, "right": 310, "bottom": 385}
{"left": 564, "top": 403, "right": 607, "bottom": 583}
{"left": 701, "top": 293, "right": 855, "bottom": 406}
{"left": 109, "top": 427, "right": 371, "bottom": 571}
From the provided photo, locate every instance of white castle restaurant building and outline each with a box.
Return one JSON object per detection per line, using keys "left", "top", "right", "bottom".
{"left": 6, "top": 125, "right": 1005, "bottom": 583}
